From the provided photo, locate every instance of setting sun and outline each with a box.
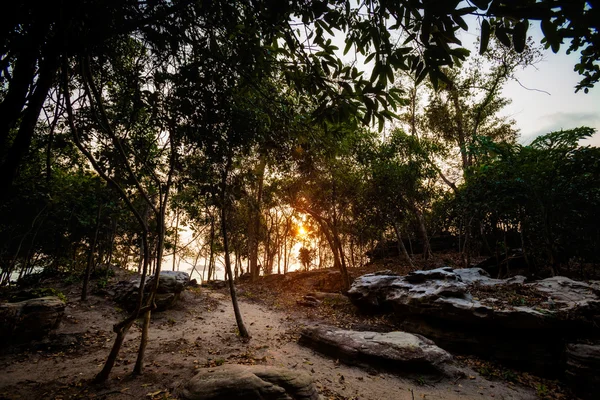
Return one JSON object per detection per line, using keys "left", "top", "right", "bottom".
{"left": 298, "top": 225, "right": 307, "bottom": 236}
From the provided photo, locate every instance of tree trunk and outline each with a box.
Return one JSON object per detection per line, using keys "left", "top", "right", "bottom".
{"left": 134, "top": 130, "right": 176, "bottom": 375}
{"left": 221, "top": 156, "right": 250, "bottom": 338}
{"left": 82, "top": 203, "right": 102, "bottom": 301}
{"left": 208, "top": 212, "right": 215, "bottom": 281}
{"left": 0, "top": 55, "right": 58, "bottom": 188}
{"left": 249, "top": 156, "right": 266, "bottom": 281}
{"left": 64, "top": 60, "right": 153, "bottom": 383}
{"left": 331, "top": 225, "right": 351, "bottom": 291}
{"left": 172, "top": 207, "right": 179, "bottom": 271}
{"left": 411, "top": 205, "right": 432, "bottom": 260}
{"left": 393, "top": 223, "right": 414, "bottom": 268}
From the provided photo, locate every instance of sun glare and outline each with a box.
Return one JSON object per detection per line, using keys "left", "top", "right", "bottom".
{"left": 298, "top": 225, "right": 307, "bottom": 236}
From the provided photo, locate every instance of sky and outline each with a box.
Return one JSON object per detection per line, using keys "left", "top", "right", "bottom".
{"left": 490, "top": 28, "right": 600, "bottom": 146}
{"left": 453, "top": 18, "right": 600, "bottom": 146}
{"left": 328, "top": 13, "right": 600, "bottom": 146}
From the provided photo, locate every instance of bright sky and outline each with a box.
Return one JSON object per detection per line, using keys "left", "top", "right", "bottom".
{"left": 459, "top": 19, "right": 600, "bottom": 146}
{"left": 327, "top": 13, "right": 600, "bottom": 147}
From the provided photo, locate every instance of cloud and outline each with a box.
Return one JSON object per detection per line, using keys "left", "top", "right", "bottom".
{"left": 520, "top": 111, "right": 600, "bottom": 146}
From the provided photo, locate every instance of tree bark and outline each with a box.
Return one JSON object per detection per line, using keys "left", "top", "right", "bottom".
{"left": 410, "top": 205, "right": 432, "bottom": 260}
{"left": 393, "top": 223, "right": 414, "bottom": 268}
{"left": 248, "top": 156, "right": 266, "bottom": 281}
{"left": 221, "top": 155, "right": 250, "bottom": 338}
{"left": 172, "top": 207, "right": 179, "bottom": 271}
{"left": 0, "top": 54, "right": 59, "bottom": 188}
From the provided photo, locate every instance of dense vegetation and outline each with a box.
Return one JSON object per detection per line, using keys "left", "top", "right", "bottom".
{"left": 1, "top": 0, "right": 598, "bottom": 382}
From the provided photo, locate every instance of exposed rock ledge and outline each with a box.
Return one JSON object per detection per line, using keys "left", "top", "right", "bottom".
{"left": 347, "top": 267, "right": 600, "bottom": 376}
{"left": 299, "top": 325, "right": 458, "bottom": 376}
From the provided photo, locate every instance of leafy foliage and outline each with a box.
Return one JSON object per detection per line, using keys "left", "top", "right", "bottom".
{"left": 457, "top": 127, "right": 600, "bottom": 275}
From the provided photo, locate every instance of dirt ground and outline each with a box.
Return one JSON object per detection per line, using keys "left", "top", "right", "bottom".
{"left": 0, "top": 269, "right": 561, "bottom": 400}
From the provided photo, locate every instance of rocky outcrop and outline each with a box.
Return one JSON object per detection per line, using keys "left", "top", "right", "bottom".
{"left": 565, "top": 343, "right": 600, "bottom": 400}
{"left": 178, "top": 364, "right": 321, "bottom": 400}
{"left": 347, "top": 267, "right": 600, "bottom": 376}
{"left": 299, "top": 326, "right": 457, "bottom": 376}
{"left": 112, "top": 271, "right": 189, "bottom": 311}
{"left": 0, "top": 296, "right": 66, "bottom": 344}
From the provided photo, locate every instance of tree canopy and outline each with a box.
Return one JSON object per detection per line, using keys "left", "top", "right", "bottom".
{"left": 1, "top": 0, "right": 599, "bottom": 383}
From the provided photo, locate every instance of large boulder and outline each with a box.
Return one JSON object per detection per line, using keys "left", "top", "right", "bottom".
{"left": 299, "top": 326, "right": 457, "bottom": 376}
{"left": 178, "top": 364, "right": 320, "bottom": 400}
{"left": 0, "top": 296, "right": 66, "bottom": 344}
{"left": 112, "top": 271, "right": 189, "bottom": 311}
{"left": 565, "top": 343, "right": 600, "bottom": 400}
{"left": 347, "top": 267, "right": 600, "bottom": 376}
{"left": 151, "top": 270, "right": 189, "bottom": 293}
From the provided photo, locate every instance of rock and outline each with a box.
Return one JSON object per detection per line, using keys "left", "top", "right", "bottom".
{"left": 565, "top": 343, "right": 600, "bottom": 400}
{"left": 178, "top": 364, "right": 320, "bottom": 400}
{"left": 149, "top": 270, "right": 188, "bottom": 294}
{"left": 112, "top": 271, "right": 189, "bottom": 311}
{"left": 202, "top": 280, "right": 227, "bottom": 290}
{"left": 454, "top": 268, "right": 527, "bottom": 286}
{"left": 299, "top": 326, "right": 456, "bottom": 376}
{"left": 0, "top": 296, "right": 66, "bottom": 344}
{"left": 347, "top": 267, "right": 600, "bottom": 376}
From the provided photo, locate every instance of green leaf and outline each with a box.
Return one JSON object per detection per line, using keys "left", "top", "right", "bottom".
{"left": 513, "top": 21, "right": 528, "bottom": 53}
{"left": 495, "top": 27, "right": 511, "bottom": 48}
{"left": 453, "top": 15, "right": 469, "bottom": 32}
{"left": 343, "top": 40, "right": 352, "bottom": 56}
{"left": 541, "top": 20, "right": 560, "bottom": 53}
{"left": 364, "top": 52, "right": 376, "bottom": 64}
{"left": 480, "top": 19, "right": 490, "bottom": 55}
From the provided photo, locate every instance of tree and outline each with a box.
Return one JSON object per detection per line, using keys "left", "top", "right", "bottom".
{"left": 60, "top": 33, "right": 180, "bottom": 380}
{"left": 287, "top": 125, "right": 374, "bottom": 291}
{"left": 2, "top": 0, "right": 598, "bottom": 192}
{"left": 360, "top": 129, "right": 440, "bottom": 263}
{"left": 298, "top": 247, "right": 315, "bottom": 271}
{"left": 457, "top": 127, "right": 600, "bottom": 276}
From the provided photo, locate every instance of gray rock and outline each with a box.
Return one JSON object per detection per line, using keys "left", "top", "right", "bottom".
{"left": 348, "top": 267, "right": 600, "bottom": 376}
{"left": 565, "top": 343, "right": 600, "bottom": 400}
{"left": 148, "top": 270, "right": 188, "bottom": 294}
{"left": 179, "top": 364, "right": 321, "bottom": 400}
{"left": 531, "top": 276, "right": 598, "bottom": 308}
{"left": 299, "top": 326, "right": 457, "bottom": 376}
{"left": 113, "top": 271, "right": 189, "bottom": 311}
{"left": 0, "top": 296, "right": 65, "bottom": 344}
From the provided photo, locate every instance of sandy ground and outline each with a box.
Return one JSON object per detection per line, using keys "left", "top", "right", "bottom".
{"left": 0, "top": 285, "right": 539, "bottom": 400}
